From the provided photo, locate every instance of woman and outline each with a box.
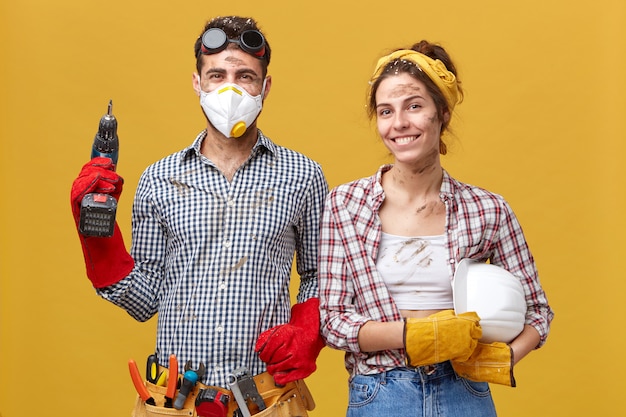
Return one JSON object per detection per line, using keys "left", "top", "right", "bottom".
{"left": 318, "top": 40, "right": 554, "bottom": 416}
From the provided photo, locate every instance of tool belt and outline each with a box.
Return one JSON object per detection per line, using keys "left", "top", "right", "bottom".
{"left": 131, "top": 370, "right": 315, "bottom": 417}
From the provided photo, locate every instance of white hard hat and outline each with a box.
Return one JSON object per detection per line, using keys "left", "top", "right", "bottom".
{"left": 453, "top": 259, "right": 526, "bottom": 343}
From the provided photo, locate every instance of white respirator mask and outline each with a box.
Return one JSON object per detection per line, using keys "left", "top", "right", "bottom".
{"left": 199, "top": 79, "right": 266, "bottom": 138}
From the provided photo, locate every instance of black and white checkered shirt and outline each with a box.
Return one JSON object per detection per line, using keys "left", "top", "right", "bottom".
{"left": 98, "top": 129, "right": 328, "bottom": 387}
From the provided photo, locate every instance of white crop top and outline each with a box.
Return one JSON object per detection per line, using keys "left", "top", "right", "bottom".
{"left": 376, "top": 232, "right": 453, "bottom": 310}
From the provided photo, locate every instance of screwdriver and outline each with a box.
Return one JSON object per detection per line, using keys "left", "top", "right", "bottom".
{"left": 164, "top": 354, "right": 179, "bottom": 408}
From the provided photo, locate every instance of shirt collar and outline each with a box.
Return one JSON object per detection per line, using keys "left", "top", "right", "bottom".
{"left": 180, "top": 129, "right": 277, "bottom": 162}
{"left": 373, "top": 164, "right": 456, "bottom": 201}
{"left": 440, "top": 169, "right": 455, "bottom": 200}
{"left": 370, "top": 165, "right": 391, "bottom": 210}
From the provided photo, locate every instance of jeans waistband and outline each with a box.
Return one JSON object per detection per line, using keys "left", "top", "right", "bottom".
{"left": 381, "top": 361, "right": 455, "bottom": 380}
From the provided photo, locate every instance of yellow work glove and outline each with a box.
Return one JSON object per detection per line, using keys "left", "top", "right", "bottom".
{"left": 452, "top": 342, "right": 516, "bottom": 387}
{"left": 403, "top": 310, "right": 482, "bottom": 367}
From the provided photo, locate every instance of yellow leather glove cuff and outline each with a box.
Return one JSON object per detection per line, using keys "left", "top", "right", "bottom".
{"left": 452, "top": 342, "right": 516, "bottom": 387}
{"left": 403, "top": 310, "right": 482, "bottom": 367}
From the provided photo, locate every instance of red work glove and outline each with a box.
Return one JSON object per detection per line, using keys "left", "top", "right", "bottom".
{"left": 255, "top": 297, "right": 325, "bottom": 385}
{"left": 70, "top": 157, "right": 134, "bottom": 288}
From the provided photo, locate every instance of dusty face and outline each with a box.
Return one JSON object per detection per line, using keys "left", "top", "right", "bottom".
{"left": 193, "top": 47, "right": 270, "bottom": 98}
{"left": 375, "top": 73, "right": 447, "bottom": 171}
{"left": 192, "top": 47, "right": 272, "bottom": 139}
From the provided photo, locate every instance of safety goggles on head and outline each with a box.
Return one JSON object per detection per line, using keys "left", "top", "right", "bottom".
{"left": 200, "top": 28, "right": 267, "bottom": 59}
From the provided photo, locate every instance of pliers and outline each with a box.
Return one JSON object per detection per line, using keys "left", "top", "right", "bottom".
{"left": 128, "top": 359, "right": 156, "bottom": 406}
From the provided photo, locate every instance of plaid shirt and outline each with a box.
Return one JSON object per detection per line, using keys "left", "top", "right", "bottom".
{"left": 319, "top": 165, "right": 554, "bottom": 378}
{"left": 98, "top": 130, "right": 328, "bottom": 387}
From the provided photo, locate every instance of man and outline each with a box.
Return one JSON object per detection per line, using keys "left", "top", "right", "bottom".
{"left": 70, "top": 16, "right": 328, "bottom": 415}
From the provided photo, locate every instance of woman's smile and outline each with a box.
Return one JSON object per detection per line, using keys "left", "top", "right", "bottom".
{"left": 392, "top": 135, "right": 420, "bottom": 145}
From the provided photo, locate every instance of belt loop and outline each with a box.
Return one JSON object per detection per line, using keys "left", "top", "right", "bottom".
{"left": 380, "top": 370, "right": 388, "bottom": 385}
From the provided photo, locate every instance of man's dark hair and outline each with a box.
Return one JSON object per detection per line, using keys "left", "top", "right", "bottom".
{"left": 194, "top": 16, "right": 271, "bottom": 76}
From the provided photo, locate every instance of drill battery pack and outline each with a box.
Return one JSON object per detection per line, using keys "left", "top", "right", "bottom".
{"left": 79, "top": 193, "right": 117, "bottom": 237}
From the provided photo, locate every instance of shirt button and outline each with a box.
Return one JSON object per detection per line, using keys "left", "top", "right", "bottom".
{"left": 223, "top": 240, "right": 231, "bottom": 248}
{"left": 216, "top": 325, "right": 224, "bottom": 333}
{"left": 227, "top": 199, "right": 235, "bottom": 207}
{"left": 219, "top": 282, "right": 226, "bottom": 290}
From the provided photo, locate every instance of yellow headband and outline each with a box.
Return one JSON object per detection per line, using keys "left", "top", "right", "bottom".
{"left": 370, "top": 50, "right": 463, "bottom": 111}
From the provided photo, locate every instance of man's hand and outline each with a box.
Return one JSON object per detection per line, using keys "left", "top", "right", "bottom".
{"left": 70, "top": 157, "right": 133, "bottom": 288}
{"left": 70, "top": 157, "right": 124, "bottom": 220}
{"left": 255, "top": 298, "right": 325, "bottom": 385}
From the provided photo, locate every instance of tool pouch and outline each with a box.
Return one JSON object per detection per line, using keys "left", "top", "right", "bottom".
{"left": 248, "top": 378, "right": 314, "bottom": 417}
{"left": 132, "top": 372, "right": 315, "bottom": 417}
{"left": 131, "top": 379, "right": 198, "bottom": 417}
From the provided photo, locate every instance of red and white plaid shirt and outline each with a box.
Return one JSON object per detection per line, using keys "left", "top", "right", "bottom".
{"left": 318, "top": 165, "right": 554, "bottom": 377}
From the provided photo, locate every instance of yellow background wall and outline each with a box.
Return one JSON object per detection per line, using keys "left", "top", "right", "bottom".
{"left": 1, "top": 0, "right": 624, "bottom": 415}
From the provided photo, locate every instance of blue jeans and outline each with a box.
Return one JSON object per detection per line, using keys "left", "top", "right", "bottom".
{"left": 347, "top": 362, "right": 497, "bottom": 417}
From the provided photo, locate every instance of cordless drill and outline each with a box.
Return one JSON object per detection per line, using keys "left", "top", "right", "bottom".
{"left": 78, "top": 100, "right": 120, "bottom": 238}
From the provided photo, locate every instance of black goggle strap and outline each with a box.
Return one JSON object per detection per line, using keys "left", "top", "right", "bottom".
{"left": 200, "top": 28, "right": 266, "bottom": 59}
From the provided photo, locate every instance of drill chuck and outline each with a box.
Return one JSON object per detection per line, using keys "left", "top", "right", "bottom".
{"left": 91, "top": 100, "right": 119, "bottom": 164}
